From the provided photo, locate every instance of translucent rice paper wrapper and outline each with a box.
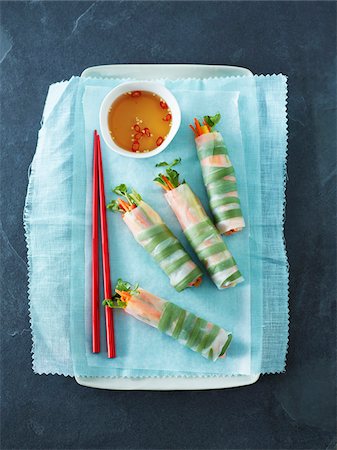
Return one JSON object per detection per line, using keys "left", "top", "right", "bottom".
{"left": 195, "top": 131, "right": 245, "bottom": 234}
{"left": 123, "top": 200, "right": 202, "bottom": 292}
{"left": 165, "top": 183, "right": 243, "bottom": 289}
{"left": 125, "top": 288, "right": 232, "bottom": 362}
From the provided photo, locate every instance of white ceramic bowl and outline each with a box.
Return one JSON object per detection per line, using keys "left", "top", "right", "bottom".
{"left": 99, "top": 81, "right": 181, "bottom": 159}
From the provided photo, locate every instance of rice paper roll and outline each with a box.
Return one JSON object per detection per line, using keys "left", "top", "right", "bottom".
{"left": 113, "top": 286, "right": 232, "bottom": 362}
{"left": 123, "top": 200, "right": 202, "bottom": 292}
{"left": 195, "top": 131, "right": 245, "bottom": 235}
{"left": 165, "top": 183, "right": 243, "bottom": 289}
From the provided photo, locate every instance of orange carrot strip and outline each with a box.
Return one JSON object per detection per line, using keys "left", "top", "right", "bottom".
{"left": 122, "top": 200, "right": 132, "bottom": 211}
{"left": 189, "top": 124, "right": 198, "bottom": 137}
{"left": 225, "top": 228, "right": 241, "bottom": 236}
{"left": 194, "top": 118, "right": 202, "bottom": 136}
{"left": 115, "top": 289, "right": 124, "bottom": 296}
{"left": 162, "top": 175, "right": 175, "bottom": 190}
{"left": 189, "top": 276, "right": 203, "bottom": 287}
{"left": 115, "top": 289, "right": 131, "bottom": 301}
{"left": 118, "top": 198, "right": 131, "bottom": 212}
{"left": 156, "top": 181, "right": 170, "bottom": 191}
{"left": 117, "top": 199, "right": 127, "bottom": 212}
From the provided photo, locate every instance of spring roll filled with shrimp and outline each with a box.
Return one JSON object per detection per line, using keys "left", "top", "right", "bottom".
{"left": 104, "top": 279, "right": 233, "bottom": 362}
{"left": 107, "top": 185, "right": 202, "bottom": 292}
{"left": 154, "top": 160, "right": 243, "bottom": 289}
{"left": 190, "top": 114, "right": 245, "bottom": 235}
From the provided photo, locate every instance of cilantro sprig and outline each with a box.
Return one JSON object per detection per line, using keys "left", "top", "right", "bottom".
{"left": 102, "top": 297, "right": 128, "bottom": 309}
{"left": 154, "top": 158, "right": 184, "bottom": 190}
{"left": 107, "top": 184, "right": 142, "bottom": 213}
{"left": 203, "top": 113, "right": 221, "bottom": 130}
{"left": 115, "top": 278, "right": 140, "bottom": 295}
{"left": 102, "top": 278, "right": 140, "bottom": 309}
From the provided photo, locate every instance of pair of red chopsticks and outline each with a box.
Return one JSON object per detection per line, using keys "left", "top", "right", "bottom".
{"left": 92, "top": 130, "right": 116, "bottom": 358}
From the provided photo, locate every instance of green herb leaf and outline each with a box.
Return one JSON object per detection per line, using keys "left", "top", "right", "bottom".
{"left": 114, "top": 278, "right": 140, "bottom": 296}
{"left": 154, "top": 158, "right": 182, "bottom": 189}
{"left": 171, "top": 157, "right": 181, "bottom": 167}
{"left": 115, "top": 278, "right": 132, "bottom": 292}
{"left": 107, "top": 199, "right": 121, "bottom": 212}
{"left": 155, "top": 157, "right": 181, "bottom": 168}
{"left": 204, "top": 113, "right": 221, "bottom": 129}
{"left": 110, "top": 185, "right": 142, "bottom": 209}
{"left": 102, "top": 298, "right": 127, "bottom": 309}
{"left": 113, "top": 184, "right": 128, "bottom": 196}
{"left": 153, "top": 176, "right": 166, "bottom": 186}
{"left": 166, "top": 168, "right": 180, "bottom": 188}
{"left": 116, "top": 299, "right": 128, "bottom": 308}
{"left": 129, "top": 189, "right": 142, "bottom": 205}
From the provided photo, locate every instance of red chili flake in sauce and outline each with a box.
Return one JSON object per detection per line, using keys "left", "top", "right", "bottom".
{"left": 134, "top": 132, "right": 143, "bottom": 140}
{"left": 132, "top": 141, "right": 140, "bottom": 152}
{"left": 160, "top": 101, "right": 168, "bottom": 109}
{"left": 156, "top": 137, "right": 164, "bottom": 147}
{"left": 133, "top": 124, "right": 141, "bottom": 132}
{"left": 131, "top": 91, "right": 141, "bottom": 97}
{"left": 144, "top": 128, "right": 151, "bottom": 137}
{"left": 162, "top": 113, "right": 172, "bottom": 122}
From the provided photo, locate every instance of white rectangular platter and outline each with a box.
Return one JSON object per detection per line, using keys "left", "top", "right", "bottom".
{"left": 77, "top": 64, "right": 259, "bottom": 390}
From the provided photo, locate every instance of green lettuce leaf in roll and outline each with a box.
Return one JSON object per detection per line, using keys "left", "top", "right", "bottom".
{"left": 107, "top": 185, "right": 202, "bottom": 292}
{"left": 190, "top": 115, "right": 245, "bottom": 235}
{"left": 154, "top": 161, "right": 243, "bottom": 289}
{"left": 103, "top": 279, "right": 233, "bottom": 362}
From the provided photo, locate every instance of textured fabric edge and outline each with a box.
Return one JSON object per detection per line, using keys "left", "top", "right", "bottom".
{"left": 23, "top": 181, "right": 72, "bottom": 377}
{"left": 273, "top": 75, "right": 289, "bottom": 374}
{"left": 23, "top": 80, "right": 77, "bottom": 377}
{"left": 23, "top": 155, "right": 37, "bottom": 373}
{"left": 261, "top": 74, "right": 289, "bottom": 374}
{"left": 282, "top": 77, "right": 290, "bottom": 372}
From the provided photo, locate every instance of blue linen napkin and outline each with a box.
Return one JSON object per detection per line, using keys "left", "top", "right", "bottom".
{"left": 24, "top": 74, "right": 288, "bottom": 377}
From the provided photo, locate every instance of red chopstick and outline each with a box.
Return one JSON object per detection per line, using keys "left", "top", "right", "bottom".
{"left": 91, "top": 131, "right": 100, "bottom": 353}
{"left": 97, "top": 133, "right": 116, "bottom": 358}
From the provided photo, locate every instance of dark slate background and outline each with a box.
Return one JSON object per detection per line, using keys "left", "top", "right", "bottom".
{"left": 1, "top": 1, "right": 336, "bottom": 449}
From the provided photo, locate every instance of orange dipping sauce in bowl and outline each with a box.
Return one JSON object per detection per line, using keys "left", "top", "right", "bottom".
{"left": 108, "top": 91, "right": 172, "bottom": 154}
{"left": 100, "top": 81, "right": 181, "bottom": 159}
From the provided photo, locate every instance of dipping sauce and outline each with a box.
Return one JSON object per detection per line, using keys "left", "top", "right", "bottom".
{"left": 108, "top": 90, "right": 172, "bottom": 153}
